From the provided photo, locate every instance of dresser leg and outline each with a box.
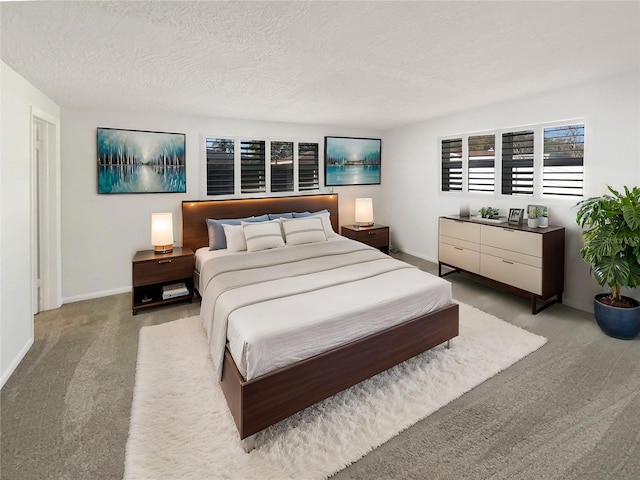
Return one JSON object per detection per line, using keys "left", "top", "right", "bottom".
{"left": 532, "top": 293, "right": 563, "bottom": 314}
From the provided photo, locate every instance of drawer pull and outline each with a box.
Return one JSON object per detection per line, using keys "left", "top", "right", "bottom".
{"left": 454, "top": 247, "right": 464, "bottom": 251}
{"left": 502, "top": 228, "right": 514, "bottom": 232}
{"left": 368, "top": 231, "right": 376, "bottom": 236}
{"left": 158, "top": 259, "right": 173, "bottom": 264}
{"left": 454, "top": 220, "right": 464, "bottom": 223}
{"left": 502, "top": 259, "right": 514, "bottom": 264}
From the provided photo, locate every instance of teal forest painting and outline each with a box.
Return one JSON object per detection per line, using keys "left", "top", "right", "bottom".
{"left": 97, "top": 128, "right": 186, "bottom": 194}
{"left": 324, "top": 136, "right": 381, "bottom": 186}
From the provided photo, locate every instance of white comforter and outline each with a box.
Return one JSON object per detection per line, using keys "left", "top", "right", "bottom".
{"left": 199, "top": 238, "right": 452, "bottom": 381}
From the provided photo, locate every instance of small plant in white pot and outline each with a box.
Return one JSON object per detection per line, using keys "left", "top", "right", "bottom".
{"left": 527, "top": 207, "right": 540, "bottom": 228}
{"left": 539, "top": 210, "right": 549, "bottom": 228}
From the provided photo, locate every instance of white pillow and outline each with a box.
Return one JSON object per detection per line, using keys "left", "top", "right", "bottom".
{"left": 222, "top": 224, "right": 247, "bottom": 252}
{"left": 242, "top": 220, "right": 285, "bottom": 252}
{"left": 282, "top": 217, "right": 327, "bottom": 246}
{"left": 316, "top": 211, "right": 336, "bottom": 238}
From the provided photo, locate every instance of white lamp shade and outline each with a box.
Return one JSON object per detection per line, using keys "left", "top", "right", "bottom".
{"left": 354, "top": 198, "right": 374, "bottom": 226}
{"left": 151, "top": 212, "right": 174, "bottom": 252}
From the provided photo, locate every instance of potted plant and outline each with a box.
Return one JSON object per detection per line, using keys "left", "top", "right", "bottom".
{"left": 539, "top": 209, "right": 549, "bottom": 228}
{"left": 575, "top": 185, "right": 640, "bottom": 339}
{"left": 527, "top": 207, "right": 540, "bottom": 228}
{"left": 478, "top": 207, "right": 500, "bottom": 219}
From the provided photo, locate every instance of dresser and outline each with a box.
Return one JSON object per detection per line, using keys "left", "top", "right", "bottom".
{"left": 438, "top": 216, "right": 565, "bottom": 314}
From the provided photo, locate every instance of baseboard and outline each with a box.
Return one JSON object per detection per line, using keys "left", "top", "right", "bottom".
{"left": 1, "top": 336, "right": 34, "bottom": 390}
{"left": 399, "top": 248, "right": 438, "bottom": 265}
{"left": 62, "top": 286, "right": 131, "bottom": 305}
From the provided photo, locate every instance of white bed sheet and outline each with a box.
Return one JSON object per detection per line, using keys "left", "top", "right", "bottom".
{"left": 227, "top": 265, "right": 452, "bottom": 380}
{"left": 198, "top": 237, "right": 453, "bottom": 381}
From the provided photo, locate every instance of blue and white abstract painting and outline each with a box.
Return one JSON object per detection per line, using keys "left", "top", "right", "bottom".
{"left": 324, "top": 136, "right": 381, "bottom": 186}
{"left": 97, "top": 128, "right": 186, "bottom": 194}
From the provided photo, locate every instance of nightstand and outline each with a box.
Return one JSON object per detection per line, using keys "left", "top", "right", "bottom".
{"left": 132, "top": 247, "right": 194, "bottom": 315}
{"left": 341, "top": 224, "right": 390, "bottom": 254}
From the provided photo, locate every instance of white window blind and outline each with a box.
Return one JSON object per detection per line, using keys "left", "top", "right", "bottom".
{"left": 543, "top": 124, "right": 584, "bottom": 197}
{"left": 468, "top": 134, "right": 495, "bottom": 193}
{"left": 502, "top": 130, "right": 534, "bottom": 196}
{"left": 271, "top": 141, "right": 294, "bottom": 192}
{"left": 441, "top": 138, "right": 463, "bottom": 192}
{"left": 241, "top": 139, "right": 266, "bottom": 194}
{"left": 298, "top": 142, "right": 319, "bottom": 191}
{"left": 205, "top": 137, "right": 234, "bottom": 196}
{"left": 206, "top": 138, "right": 319, "bottom": 196}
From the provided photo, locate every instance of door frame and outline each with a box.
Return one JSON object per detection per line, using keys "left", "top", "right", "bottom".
{"left": 31, "top": 107, "right": 61, "bottom": 313}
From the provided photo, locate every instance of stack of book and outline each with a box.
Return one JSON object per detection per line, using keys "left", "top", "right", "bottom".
{"left": 162, "top": 282, "right": 189, "bottom": 300}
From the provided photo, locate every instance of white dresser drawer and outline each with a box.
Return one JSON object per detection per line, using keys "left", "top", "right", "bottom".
{"left": 440, "top": 218, "right": 481, "bottom": 243}
{"left": 439, "top": 242, "right": 480, "bottom": 274}
{"left": 480, "top": 225, "right": 542, "bottom": 257}
{"left": 480, "top": 253, "right": 542, "bottom": 295}
{"left": 440, "top": 235, "right": 480, "bottom": 252}
{"left": 481, "top": 245, "right": 542, "bottom": 268}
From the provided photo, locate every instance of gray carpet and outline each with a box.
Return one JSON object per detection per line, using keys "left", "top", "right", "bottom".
{"left": 1, "top": 254, "right": 638, "bottom": 480}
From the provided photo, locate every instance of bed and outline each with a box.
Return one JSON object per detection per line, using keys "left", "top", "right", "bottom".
{"left": 181, "top": 194, "right": 459, "bottom": 452}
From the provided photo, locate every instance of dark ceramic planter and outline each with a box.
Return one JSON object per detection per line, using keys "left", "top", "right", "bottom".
{"left": 594, "top": 294, "right": 640, "bottom": 340}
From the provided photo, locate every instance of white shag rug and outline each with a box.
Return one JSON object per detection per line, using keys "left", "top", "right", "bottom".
{"left": 124, "top": 302, "right": 546, "bottom": 480}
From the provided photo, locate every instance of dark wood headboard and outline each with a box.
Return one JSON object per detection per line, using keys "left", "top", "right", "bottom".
{"left": 181, "top": 194, "right": 339, "bottom": 252}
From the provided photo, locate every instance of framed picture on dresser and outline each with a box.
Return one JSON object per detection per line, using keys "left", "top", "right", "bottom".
{"left": 508, "top": 208, "right": 524, "bottom": 225}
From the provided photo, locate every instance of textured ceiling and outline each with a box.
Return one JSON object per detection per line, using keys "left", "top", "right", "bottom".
{"left": 1, "top": 1, "right": 638, "bottom": 130}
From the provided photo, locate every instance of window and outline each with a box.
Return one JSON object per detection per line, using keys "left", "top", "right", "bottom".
{"left": 271, "top": 141, "right": 294, "bottom": 192}
{"left": 543, "top": 124, "right": 584, "bottom": 197}
{"left": 441, "top": 138, "right": 462, "bottom": 192}
{"left": 441, "top": 121, "right": 584, "bottom": 198}
{"left": 501, "top": 130, "right": 534, "bottom": 196}
{"left": 468, "top": 134, "right": 495, "bottom": 193}
{"left": 205, "top": 137, "right": 319, "bottom": 196}
{"left": 206, "top": 138, "right": 234, "bottom": 196}
{"left": 240, "top": 139, "right": 266, "bottom": 194}
{"left": 298, "top": 142, "right": 319, "bottom": 191}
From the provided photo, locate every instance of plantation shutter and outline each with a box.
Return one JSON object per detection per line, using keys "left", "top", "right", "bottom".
{"left": 298, "top": 142, "right": 319, "bottom": 191}
{"left": 206, "top": 137, "right": 234, "bottom": 195}
{"left": 543, "top": 124, "right": 584, "bottom": 197}
{"left": 468, "top": 134, "right": 495, "bottom": 193}
{"left": 441, "top": 138, "right": 463, "bottom": 192}
{"left": 270, "top": 141, "right": 294, "bottom": 192}
{"left": 502, "top": 130, "right": 534, "bottom": 196}
{"left": 241, "top": 139, "right": 266, "bottom": 194}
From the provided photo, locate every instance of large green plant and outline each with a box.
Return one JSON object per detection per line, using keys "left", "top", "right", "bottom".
{"left": 576, "top": 185, "right": 640, "bottom": 303}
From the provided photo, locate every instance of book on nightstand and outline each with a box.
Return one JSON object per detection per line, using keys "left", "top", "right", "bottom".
{"left": 161, "top": 282, "right": 189, "bottom": 300}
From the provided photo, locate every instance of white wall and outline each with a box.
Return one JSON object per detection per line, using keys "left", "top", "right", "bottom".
{"left": 1, "top": 61, "right": 60, "bottom": 387}
{"left": 61, "top": 109, "right": 383, "bottom": 302}
{"left": 382, "top": 72, "right": 640, "bottom": 313}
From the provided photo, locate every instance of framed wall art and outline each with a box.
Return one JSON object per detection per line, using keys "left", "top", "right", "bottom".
{"left": 324, "top": 136, "right": 381, "bottom": 186}
{"left": 97, "top": 127, "right": 186, "bottom": 194}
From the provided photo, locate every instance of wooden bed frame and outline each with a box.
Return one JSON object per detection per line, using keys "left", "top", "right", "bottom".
{"left": 181, "top": 194, "right": 459, "bottom": 451}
